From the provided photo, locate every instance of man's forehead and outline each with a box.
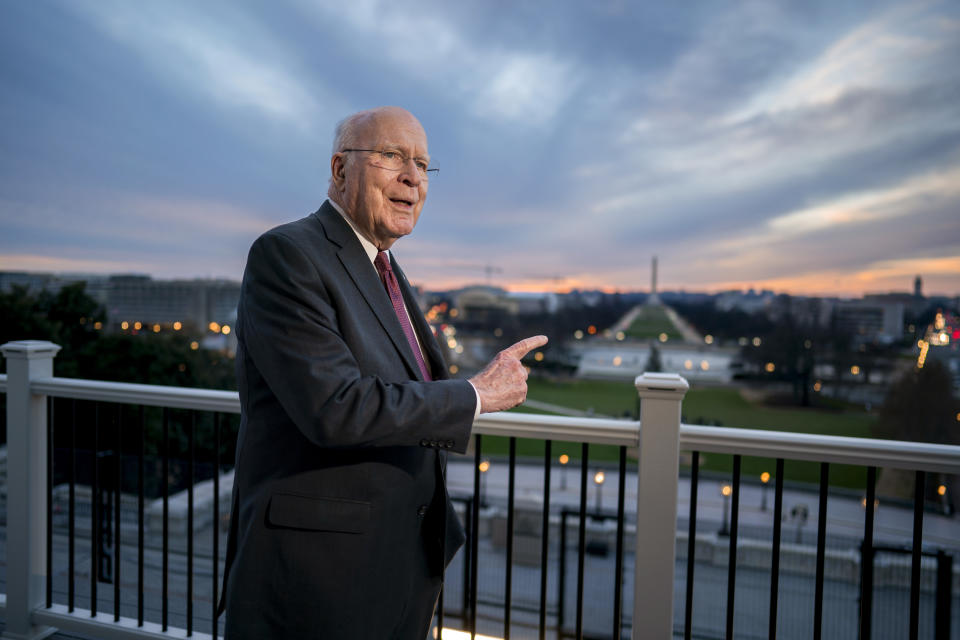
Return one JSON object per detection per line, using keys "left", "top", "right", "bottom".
{"left": 361, "top": 110, "right": 426, "bottom": 146}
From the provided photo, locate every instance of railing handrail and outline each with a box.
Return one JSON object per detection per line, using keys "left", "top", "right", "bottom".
{"left": 29, "top": 375, "right": 241, "bottom": 413}
{"left": 680, "top": 424, "right": 960, "bottom": 475}
{"left": 17, "top": 375, "right": 960, "bottom": 474}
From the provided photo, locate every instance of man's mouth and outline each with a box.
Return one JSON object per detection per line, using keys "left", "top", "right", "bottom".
{"left": 390, "top": 197, "right": 415, "bottom": 208}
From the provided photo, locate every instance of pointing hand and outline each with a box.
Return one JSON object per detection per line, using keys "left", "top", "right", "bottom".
{"left": 468, "top": 335, "right": 548, "bottom": 413}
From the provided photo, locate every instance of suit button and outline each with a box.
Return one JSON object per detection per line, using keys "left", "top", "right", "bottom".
{"left": 420, "top": 439, "right": 429, "bottom": 447}
{"left": 430, "top": 440, "right": 438, "bottom": 447}
{"left": 446, "top": 440, "right": 454, "bottom": 448}
{"left": 417, "top": 505, "right": 428, "bottom": 518}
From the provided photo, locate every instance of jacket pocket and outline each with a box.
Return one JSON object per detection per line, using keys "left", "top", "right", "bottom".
{"left": 266, "top": 492, "right": 370, "bottom": 534}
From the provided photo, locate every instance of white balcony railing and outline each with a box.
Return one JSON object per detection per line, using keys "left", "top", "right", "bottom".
{"left": 1, "top": 340, "right": 959, "bottom": 639}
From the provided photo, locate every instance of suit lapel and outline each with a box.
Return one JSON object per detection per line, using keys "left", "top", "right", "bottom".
{"left": 314, "top": 202, "right": 425, "bottom": 381}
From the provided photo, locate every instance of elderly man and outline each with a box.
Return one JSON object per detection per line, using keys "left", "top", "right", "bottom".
{"left": 220, "top": 106, "right": 546, "bottom": 639}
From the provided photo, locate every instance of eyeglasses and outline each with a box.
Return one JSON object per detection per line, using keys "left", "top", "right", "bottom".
{"left": 341, "top": 149, "right": 438, "bottom": 179}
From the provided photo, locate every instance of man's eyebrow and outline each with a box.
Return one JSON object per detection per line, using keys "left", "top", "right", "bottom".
{"left": 382, "top": 143, "right": 429, "bottom": 162}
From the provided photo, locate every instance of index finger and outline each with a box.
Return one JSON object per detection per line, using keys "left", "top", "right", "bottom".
{"left": 503, "top": 335, "right": 549, "bottom": 359}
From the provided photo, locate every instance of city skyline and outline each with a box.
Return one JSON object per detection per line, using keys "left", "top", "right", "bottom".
{"left": 2, "top": 1, "right": 959, "bottom": 297}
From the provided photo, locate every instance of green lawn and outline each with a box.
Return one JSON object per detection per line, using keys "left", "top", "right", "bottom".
{"left": 480, "top": 377, "right": 879, "bottom": 490}
{"left": 624, "top": 305, "right": 682, "bottom": 340}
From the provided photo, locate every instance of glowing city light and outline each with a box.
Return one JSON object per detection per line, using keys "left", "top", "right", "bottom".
{"left": 937, "top": 485, "right": 947, "bottom": 497}
{"left": 221, "top": 325, "right": 231, "bottom": 335}
{"left": 173, "top": 321, "right": 182, "bottom": 331}
{"left": 208, "top": 322, "right": 221, "bottom": 333}
{"left": 535, "top": 352, "right": 544, "bottom": 361}
{"left": 121, "top": 321, "right": 129, "bottom": 330}
{"left": 152, "top": 324, "right": 161, "bottom": 333}
{"left": 704, "top": 334, "right": 714, "bottom": 345}
{"left": 684, "top": 360, "right": 693, "bottom": 370}
{"left": 574, "top": 330, "right": 584, "bottom": 340}
{"left": 594, "top": 471, "right": 605, "bottom": 485}
{"left": 613, "top": 356, "right": 622, "bottom": 366}
{"left": 448, "top": 364, "right": 459, "bottom": 374}
{"left": 658, "top": 332, "right": 668, "bottom": 342}
{"left": 700, "top": 360, "right": 710, "bottom": 371}
{"left": 134, "top": 322, "right": 143, "bottom": 331}
{"left": 479, "top": 460, "right": 490, "bottom": 473}
{"left": 587, "top": 325, "right": 597, "bottom": 335}
{"left": 813, "top": 381, "right": 822, "bottom": 392}
{"left": 559, "top": 454, "right": 570, "bottom": 465}
{"left": 765, "top": 362, "right": 775, "bottom": 373}
{"left": 760, "top": 472, "right": 770, "bottom": 484}
{"left": 616, "top": 331, "right": 625, "bottom": 341}
{"left": 850, "top": 365, "right": 861, "bottom": 375}
{"left": 721, "top": 485, "right": 732, "bottom": 497}
{"left": 190, "top": 341, "right": 199, "bottom": 350}
{"left": 752, "top": 337, "right": 762, "bottom": 347}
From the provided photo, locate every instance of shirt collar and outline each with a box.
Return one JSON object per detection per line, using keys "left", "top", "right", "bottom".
{"left": 328, "top": 199, "right": 384, "bottom": 265}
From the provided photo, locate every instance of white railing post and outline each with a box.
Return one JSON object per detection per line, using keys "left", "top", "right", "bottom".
{"left": 2, "top": 340, "right": 61, "bottom": 640}
{"left": 633, "top": 372, "right": 689, "bottom": 639}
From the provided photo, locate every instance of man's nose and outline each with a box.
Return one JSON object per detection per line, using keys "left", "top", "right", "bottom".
{"left": 397, "top": 158, "right": 422, "bottom": 186}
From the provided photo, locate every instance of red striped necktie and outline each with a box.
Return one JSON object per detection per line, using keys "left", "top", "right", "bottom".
{"left": 374, "top": 251, "right": 432, "bottom": 381}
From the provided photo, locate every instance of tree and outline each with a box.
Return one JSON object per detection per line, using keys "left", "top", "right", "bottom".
{"left": 645, "top": 343, "right": 662, "bottom": 372}
{"left": 874, "top": 359, "right": 960, "bottom": 446}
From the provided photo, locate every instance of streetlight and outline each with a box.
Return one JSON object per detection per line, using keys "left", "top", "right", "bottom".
{"left": 594, "top": 471, "right": 606, "bottom": 515}
{"left": 479, "top": 459, "right": 490, "bottom": 506}
{"left": 719, "top": 484, "right": 732, "bottom": 536}
{"left": 760, "top": 472, "right": 771, "bottom": 511}
{"left": 559, "top": 454, "right": 570, "bottom": 490}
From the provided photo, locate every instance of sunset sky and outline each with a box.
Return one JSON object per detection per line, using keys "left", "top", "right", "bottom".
{"left": 2, "top": 1, "right": 958, "bottom": 297}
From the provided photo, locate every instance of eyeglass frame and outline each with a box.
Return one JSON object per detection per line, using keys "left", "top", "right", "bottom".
{"left": 340, "top": 148, "right": 438, "bottom": 179}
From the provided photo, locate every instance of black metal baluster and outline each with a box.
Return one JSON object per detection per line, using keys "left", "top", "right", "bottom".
{"left": 859, "top": 466, "right": 876, "bottom": 640}
{"left": 559, "top": 510, "right": 567, "bottom": 630}
{"left": 213, "top": 412, "right": 220, "bottom": 639}
{"left": 575, "top": 443, "right": 589, "bottom": 640}
{"left": 504, "top": 437, "right": 516, "bottom": 640}
{"left": 470, "top": 434, "right": 481, "bottom": 638}
{"left": 724, "top": 455, "right": 741, "bottom": 640}
{"left": 613, "top": 446, "right": 626, "bottom": 640}
{"left": 162, "top": 407, "right": 169, "bottom": 631}
{"left": 538, "top": 440, "right": 552, "bottom": 640}
{"left": 92, "top": 402, "right": 99, "bottom": 617}
{"left": 814, "top": 463, "right": 829, "bottom": 640}
{"left": 187, "top": 411, "right": 195, "bottom": 635}
{"left": 684, "top": 451, "right": 700, "bottom": 640}
{"left": 769, "top": 458, "right": 785, "bottom": 640}
{"left": 909, "top": 470, "right": 925, "bottom": 640}
{"left": 137, "top": 405, "right": 145, "bottom": 626}
{"left": 114, "top": 404, "right": 121, "bottom": 621}
{"left": 46, "top": 396, "right": 53, "bottom": 608}
{"left": 69, "top": 398, "right": 76, "bottom": 612}
{"left": 463, "top": 498, "right": 472, "bottom": 619}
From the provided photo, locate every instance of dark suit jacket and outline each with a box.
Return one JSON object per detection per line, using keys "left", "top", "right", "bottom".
{"left": 221, "top": 201, "right": 476, "bottom": 638}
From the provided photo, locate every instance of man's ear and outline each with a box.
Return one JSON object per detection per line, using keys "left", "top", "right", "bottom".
{"left": 330, "top": 153, "right": 346, "bottom": 191}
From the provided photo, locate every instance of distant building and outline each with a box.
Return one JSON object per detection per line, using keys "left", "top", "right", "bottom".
{"left": 0, "top": 271, "right": 240, "bottom": 333}
{"left": 104, "top": 275, "right": 240, "bottom": 331}
{"left": 830, "top": 298, "right": 905, "bottom": 344}
{"left": 574, "top": 341, "right": 736, "bottom": 383}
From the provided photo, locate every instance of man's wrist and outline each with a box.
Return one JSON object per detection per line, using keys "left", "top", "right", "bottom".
{"left": 467, "top": 380, "right": 482, "bottom": 419}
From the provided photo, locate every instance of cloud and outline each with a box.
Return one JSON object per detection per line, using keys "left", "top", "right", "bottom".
{"left": 68, "top": 1, "right": 336, "bottom": 131}
{"left": 296, "top": 0, "right": 582, "bottom": 128}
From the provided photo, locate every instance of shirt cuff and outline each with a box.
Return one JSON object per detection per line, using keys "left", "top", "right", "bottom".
{"left": 467, "top": 380, "right": 482, "bottom": 420}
